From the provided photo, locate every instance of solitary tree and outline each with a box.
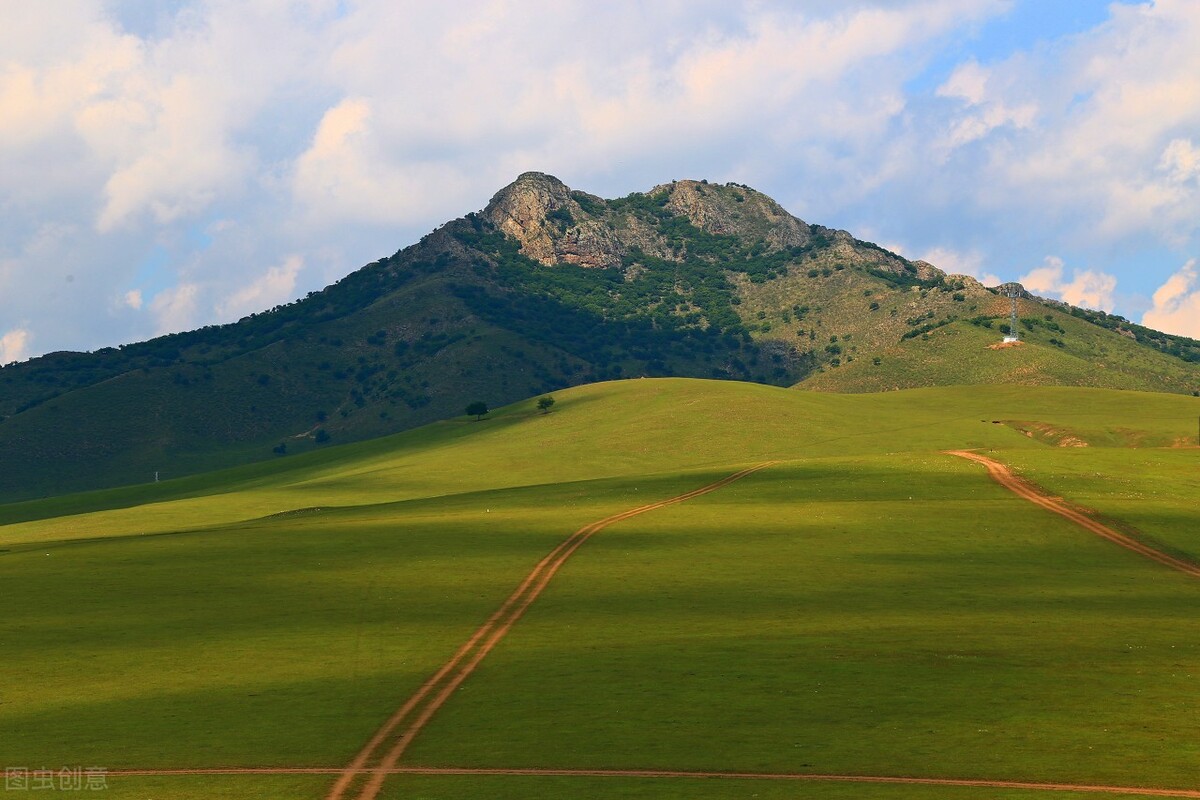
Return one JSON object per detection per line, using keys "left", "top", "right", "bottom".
{"left": 537, "top": 396, "right": 555, "bottom": 414}
{"left": 466, "top": 401, "right": 489, "bottom": 420}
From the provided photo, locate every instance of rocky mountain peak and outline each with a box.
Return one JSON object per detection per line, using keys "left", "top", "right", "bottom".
{"left": 483, "top": 172, "right": 625, "bottom": 268}
{"left": 477, "top": 173, "right": 934, "bottom": 283}
{"left": 653, "top": 180, "right": 814, "bottom": 251}
{"left": 486, "top": 171, "right": 573, "bottom": 215}
{"left": 483, "top": 172, "right": 575, "bottom": 264}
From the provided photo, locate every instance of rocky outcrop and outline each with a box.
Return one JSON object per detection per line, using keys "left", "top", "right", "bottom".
{"left": 659, "top": 180, "right": 812, "bottom": 250}
{"left": 483, "top": 172, "right": 573, "bottom": 265}
{"left": 481, "top": 172, "right": 943, "bottom": 284}
{"left": 484, "top": 173, "right": 827, "bottom": 270}
{"left": 943, "top": 273, "right": 988, "bottom": 293}
{"left": 483, "top": 172, "right": 627, "bottom": 268}
{"left": 908, "top": 260, "right": 947, "bottom": 282}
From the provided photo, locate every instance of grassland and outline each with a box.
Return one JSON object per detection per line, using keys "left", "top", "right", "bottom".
{"left": 793, "top": 301, "right": 1200, "bottom": 396}
{"left": 1, "top": 378, "right": 1197, "bottom": 799}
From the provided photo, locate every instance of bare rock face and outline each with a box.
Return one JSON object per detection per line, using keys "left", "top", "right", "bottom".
{"left": 483, "top": 172, "right": 571, "bottom": 265}
{"left": 659, "top": 180, "right": 812, "bottom": 249}
{"left": 554, "top": 221, "right": 627, "bottom": 269}
{"left": 484, "top": 173, "right": 826, "bottom": 270}
{"left": 911, "top": 260, "right": 947, "bottom": 282}
{"left": 943, "top": 273, "right": 987, "bottom": 293}
{"left": 480, "top": 172, "right": 936, "bottom": 284}
{"left": 483, "top": 171, "right": 624, "bottom": 268}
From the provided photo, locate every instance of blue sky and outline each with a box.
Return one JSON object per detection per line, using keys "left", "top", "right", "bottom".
{"left": 2, "top": 0, "right": 1199, "bottom": 364}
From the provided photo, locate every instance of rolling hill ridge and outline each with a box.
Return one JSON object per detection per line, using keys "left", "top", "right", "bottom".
{"left": 0, "top": 172, "right": 1196, "bottom": 500}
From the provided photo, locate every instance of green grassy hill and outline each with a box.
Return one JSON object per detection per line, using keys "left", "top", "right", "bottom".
{"left": 2, "top": 378, "right": 1198, "bottom": 800}
{"left": 793, "top": 291, "right": 1200, "bottom": 394}
{"left": 1, "top": 173, "right": 1196, "bottom": 502}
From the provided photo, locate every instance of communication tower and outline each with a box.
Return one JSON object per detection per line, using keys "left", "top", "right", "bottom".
{"left": 999, "top": 283, "right": 1023, "bottom": 343}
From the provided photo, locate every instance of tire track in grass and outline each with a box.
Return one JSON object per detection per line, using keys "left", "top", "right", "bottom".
{"left": 328, "top": 461, "right": 777, "bottom": 800}
{"left": 947, "top": 450, "right": 1200, "bottom": 579}
{"left": 105, "top": 767, "right": 1200, "bottom": 797}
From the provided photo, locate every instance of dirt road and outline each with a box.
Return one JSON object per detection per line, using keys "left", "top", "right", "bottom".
{"left": 328, "top": 462, "right": 777, "bottom": 800}
{"left": 947, "top": 450, "right": 1200, "bottom": 579}
{"left": 100, "top": 454, "right": 1200, "bottom": 799}
{"left": 104, "top": 766, "right": 1200, "bottom": 798}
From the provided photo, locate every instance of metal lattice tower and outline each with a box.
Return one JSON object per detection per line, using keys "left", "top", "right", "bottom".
{"left": 999, "top": 282, "right": 1023, "bottom": 342}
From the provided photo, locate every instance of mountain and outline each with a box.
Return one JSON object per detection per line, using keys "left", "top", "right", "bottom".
{"left": 1, "top": 172, "right": 1197, "bottom": 501}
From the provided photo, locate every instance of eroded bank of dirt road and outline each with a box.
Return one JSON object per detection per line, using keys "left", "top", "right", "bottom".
{"left": 328, "top": 461, "right": 778, "bottom": 800}
{"left": 947, "top": 450, "right": 1200, "bottom": 579}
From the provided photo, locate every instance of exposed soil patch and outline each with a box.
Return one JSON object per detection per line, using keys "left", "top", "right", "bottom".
{"left": 1007, "top": 421, "right": 1090, "bottom": 447}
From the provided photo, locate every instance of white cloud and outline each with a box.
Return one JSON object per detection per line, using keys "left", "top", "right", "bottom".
{"left": 0, "top": 2, "right": 330, "bottom": 232}
{"left": 0, "top": 328, "right": 31, "bottom": 365}
{"left": 940, "top": 0, "right": 1200, "bottom": 245}
{"left": 0, "top": 9, "right": 140, "bottom": 151}
{"left": 123, "top": 289, "right": 143, "bottom": 310}
{"left": 1020, "top": 256, "right": 1117, "bottom": 312}
{"left": 1159, "top": 138, "right": 1200, "bottom": 184}
{"left": 935, "top": 60, "right": 1036, "bottom": 149}
{"left": 216, "top": 255, "right": 304, "bottom": 321}
{"left": 1142, "top": 259, "right": 1200, "bottom": 337}
{"left": 149, "top": 283, "right": 199, "bottom": 336}
{"left": 0, "top": 2, "right": 1015, "bottom": 359}
{"left": 8, "top": 0, "right": 1200, "bottom": 361}
{"left": 291, "top": 97, "right": 471, "bottom": 225}
{"left": 936, "top": 59, "right": 989, "bottom": 105}
{"left": 293, "top": 2, "right": 1000, "bottom": 225}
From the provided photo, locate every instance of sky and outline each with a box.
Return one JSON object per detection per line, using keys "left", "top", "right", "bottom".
{"left": 2, "top": 0, "right": 1200, "bottom": 365}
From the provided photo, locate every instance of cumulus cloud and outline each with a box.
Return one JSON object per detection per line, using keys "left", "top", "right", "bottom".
{"left": 289, "top": 1, "right": 1003, "bottom": 222}
{"left": 216, "top": 255, "right": 304, "bottom": 321}
{"left": 942, "top": 0, "right": 1200, "bottom": 245}
{"left": 935, "top": 60, "right": 1037, "bottom": 149}
{"left": 149, "top": 283, "right": 200, "bottom": 336}
{"left": 0, "top": 328, "right": 31, "bottom": 365}
{"left": 291, "top": 98, "right": 474, "bottom": 225}
{"left": 3, "top": 0, "right": 1199, "bottom": 362}
{"left": 0, "top": 1, "right": 1015, "bottom": 359}
{"left": 0, "top": 2, "right": 332, "bottom": 233}
{"left": 1159, "top": 138, "right": 1200, "bottom": 184}
{"left": 1020, "top": 256, "right": 1118, "bottom": 312}
{"left": 1142, "top": 259, "right": 1200, "bottom": 337}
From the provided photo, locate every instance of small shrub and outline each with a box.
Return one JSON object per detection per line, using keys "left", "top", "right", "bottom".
{"left": 547, "top": 206, "right": 574, "bottom": 230}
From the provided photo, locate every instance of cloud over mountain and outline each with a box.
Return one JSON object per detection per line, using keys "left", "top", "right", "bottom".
{"left": 1, "top": 1, "right": 1198, "bottom": 360}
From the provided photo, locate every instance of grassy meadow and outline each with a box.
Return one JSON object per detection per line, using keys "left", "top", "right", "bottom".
{"left": 1, "top": 378, "right": 1197, "bottom": 799}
